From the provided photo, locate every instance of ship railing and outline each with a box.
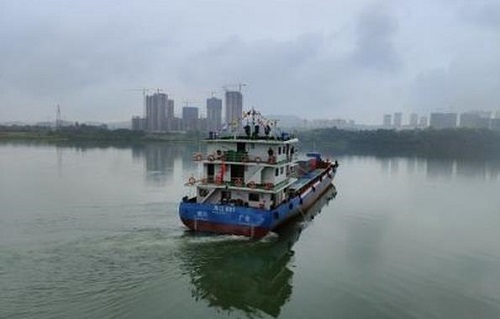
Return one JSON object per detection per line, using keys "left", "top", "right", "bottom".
{"left": 200, "top": 151, "right": 295, "bottom": 165}
{"left": 222, "top": 151, "right": 291, "bottom": 164}
{"left": 210, "top": 134, "right": 296, "bottom": 141}
{"left": 222, "top": 150, "right": 248, "bottom": 162}
{"left": 199, "top": 176, "right": 278, "bottom": 191}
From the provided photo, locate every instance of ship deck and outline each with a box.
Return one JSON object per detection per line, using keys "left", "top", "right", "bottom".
{"left": 289, "top": 169, "right": 325, "bottom": 191}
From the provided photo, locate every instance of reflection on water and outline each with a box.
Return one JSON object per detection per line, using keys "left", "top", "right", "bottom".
{"left": 179, "top": 186, "right": 337, "bottom": 318}
{"left": 376, "top": 156, "right": 500, "bottom": 181}
{"left": 2, "top": 143, "right": 500, "bottom": 319}
{"left": 427, "top": 158, "right": 455, "bottom": 180}
{"left": 131, "top": 143, "right": 201, "bottom": 185}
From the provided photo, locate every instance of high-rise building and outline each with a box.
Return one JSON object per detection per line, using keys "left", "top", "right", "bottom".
{"left": 419, "top": 116, "right": 428, "bottom": 128}
{"left": 429, "top": 113, "right": 457, "bottom": 129}
{"left": 393, "top": 112, "right": 402, "bottom": 128}
{"left": 182, "top": 106, "right": 199, "bottom": 131}
{"left": 383, "top": 114, "right": 392, "bottom": 127}
{"left": 167, "top": 99, "right": 175, "bottom": 118}
{"left": 409, "top": 113, "right": 418, "bottom": 127}
{"left": 165, "top": 99, "right": 175, "bottom": 131}
{"left": 459, "top": 111, "right": 491, "bottom": 129}
{"left": 225, "top": 91, "right": 243, "bottom": 124}
{"left": 131, "top": 116, "right": 147, "bottom": 131}
{"left": 146, "top": 93, "right": 168, "bottom": 131}
{"left": 207, "top": 97, "right": 222, "bottom": 131}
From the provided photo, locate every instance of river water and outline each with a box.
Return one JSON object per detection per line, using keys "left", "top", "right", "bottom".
{"left": 1, "top": 142, "right": 500, "bottom": 319}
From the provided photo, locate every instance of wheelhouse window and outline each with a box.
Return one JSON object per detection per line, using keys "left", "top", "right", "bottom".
{"left": 275, "top": 168, "right": 279, "bottom": 176}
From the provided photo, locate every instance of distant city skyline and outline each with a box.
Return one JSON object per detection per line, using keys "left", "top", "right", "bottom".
{"left": 129, "top": 88, "right": 500, "bottom": 133}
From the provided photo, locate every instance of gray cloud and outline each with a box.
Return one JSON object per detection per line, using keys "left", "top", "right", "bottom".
{"left": 1, "top": 0, "right": 499, "bottom": 124}
{"left": 351, "top": 4, "right": 400, "bottom": 71}
{"left": 460, "top": 1, "right": 500, "bottom": 28}
{"left": 411, "top": 51, "right": 500, "bottom": 113}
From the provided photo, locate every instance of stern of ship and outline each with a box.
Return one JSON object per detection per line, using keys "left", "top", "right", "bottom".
{"left": 179, "top": 201, "right": 273, "bottom": 238}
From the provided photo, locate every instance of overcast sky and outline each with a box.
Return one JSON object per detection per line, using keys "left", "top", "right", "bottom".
{"left": 1, "top": 0, "right": 499, "bottom": 124}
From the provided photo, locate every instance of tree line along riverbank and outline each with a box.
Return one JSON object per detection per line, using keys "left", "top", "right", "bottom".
{"left": 2, "top": 125, "right": 500, "bottom": 158}
{"left": 0, "top": 125, "right": 199, "bottom": 143}
{"left": 299, "top": 127, "right": 500, "bottom": 158}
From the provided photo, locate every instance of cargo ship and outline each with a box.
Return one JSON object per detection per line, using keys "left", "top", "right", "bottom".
{"left": 181, "top": 185, "right": 337, "bottom": 317}
{"left": 179, "top": 109, "right": 338, "bottom": 238}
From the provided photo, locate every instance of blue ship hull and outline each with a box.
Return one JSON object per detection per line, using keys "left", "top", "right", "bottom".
{"left": 179, "top": 167, "right": 335, "bottom": 238}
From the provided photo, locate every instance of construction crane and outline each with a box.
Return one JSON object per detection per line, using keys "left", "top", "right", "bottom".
{"left": 125, "top": 87, "right": 168, "bottom": 97}
{"left": 124, "top": 88, "right": 155, "bottom": 116}
{"left": 125, "top": 87, "right": 154, "bottom": 96}
{"left": 222, "top": 82, "right": 247, "bottom": 92}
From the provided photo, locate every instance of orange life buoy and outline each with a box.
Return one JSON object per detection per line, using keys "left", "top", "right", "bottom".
{"left": 265, "top": 183, "right": 274, "bottom": 190}
{"left": 201, "top": 178, "right": 207, "bottom": 183}
{"left": 268, "top": 156, "right": 276, "bottom": 164}
{"left": 254, "top": 156, "right": 261, "bottom": 163}
{"left": 247, "top": 181, "right": 256, "bottom": 189}
{"left": 188, "top": 177, "right": 196, "bottom": 185}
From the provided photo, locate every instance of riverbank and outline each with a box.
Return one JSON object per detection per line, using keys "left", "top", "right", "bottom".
{"left": 299, "top": 127, "right": 500, "bottom": 158}
{"left": 0, "top": 127, "right": 199, "bottom": 144}
{"left": 2, "top": 126, "right": 500, "bottom": 158}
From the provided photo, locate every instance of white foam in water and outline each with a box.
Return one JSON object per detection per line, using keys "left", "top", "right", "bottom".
{"left": 183, "top": 233, "right": 252, "bottom": 244}
{"left": 260, "top": 231, "right": 279, "bottom": 242}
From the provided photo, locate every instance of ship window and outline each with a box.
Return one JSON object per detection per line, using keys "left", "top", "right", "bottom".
{"left": 275, "top": 168, "right": 279, "bottom": 176}
{"left": 249, "top": 193, "right": 260, "bottom": 202}
{"left": 278, "top": 147, "right": 281, "bottom": 155}
{"left": 280, "top": 167, "right": 284, "bottom": 174}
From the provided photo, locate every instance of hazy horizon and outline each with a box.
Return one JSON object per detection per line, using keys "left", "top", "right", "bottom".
{"left": 1, "top": 0, "right": 499, "bottom": 124}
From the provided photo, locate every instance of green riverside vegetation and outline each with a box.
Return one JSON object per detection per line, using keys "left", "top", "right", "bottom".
{"left": 299, "top": 127, "right": 500, "bottom": 158}
{"left": 2, "top": 125, "right": 500, "bottom": 158}
{"left": 0, "top": 124, "right": 200, "bottom": 143}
